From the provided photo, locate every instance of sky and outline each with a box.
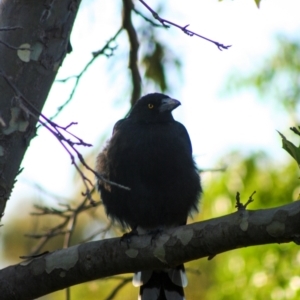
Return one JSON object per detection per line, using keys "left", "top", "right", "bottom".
{"left": 2, "top": 0, "right": 300, "bottom": 228}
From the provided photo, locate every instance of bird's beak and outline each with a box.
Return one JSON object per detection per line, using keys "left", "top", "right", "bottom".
{"left": 159, "top": 98, "right": 181, "bottom": 113}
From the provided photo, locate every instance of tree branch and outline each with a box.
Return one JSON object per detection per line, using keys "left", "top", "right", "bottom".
{"left": 0, "top": 69, "right": 129, "bottom": 207}
{"left": 53, "top": 28, "right": 123, "bottom": 120}
{"left": 122, "top": 0, "right": 141, "bottom": 106}
{"left": 1, "top": 200, "right": 299, "bottom": 299}
{"left": 138, "top": 0, "right": 231, "bottom": 51}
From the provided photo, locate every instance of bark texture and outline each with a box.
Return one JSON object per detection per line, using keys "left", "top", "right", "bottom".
{"left": 0, "top": 200, "right": 299, "bottom": 299}
{"left": 0, "top": 0, "right": 81, "bottom": 217}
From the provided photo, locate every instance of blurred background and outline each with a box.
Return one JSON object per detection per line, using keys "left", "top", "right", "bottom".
{"left": 1, "top": 0, "right": 300, "bottom": 299}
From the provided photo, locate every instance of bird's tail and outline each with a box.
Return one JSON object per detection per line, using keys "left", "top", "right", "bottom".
{"left": 133, "top": 265, "right": 187, "bottom": 300}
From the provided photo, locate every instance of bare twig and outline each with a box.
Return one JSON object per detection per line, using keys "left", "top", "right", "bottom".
{"left": 199, "top": 166, "right": 227, "bottom": 173}
{"left": 104, "top": 277, "right": 132, "bottom": 300}
{"left": 0, "top": 69, "right": 130, "bottom": 208}
{"left": 235, "top": 191, "right": 256, "bottom": 211}
{"left": 21, "top": 179, "right": 73, "bottom": 202}
{"left": 132, "top": 7, "right": 164, "bottom": 28}
{"left": 52, "top": 28, "right": 123, "bottom": 120}
{"left": 19, "top": 251, "right": 49, "bottom": 259}
{"left": 81, "top": 222, "right": 113, "bottom": 243}
{"left": 25, "top": 188, "right": 103, "bottom": 256}
{"left": 0, "top": 40, "right": 32, "bottom": 51}
{"left": 138, "top": 0, "right": 231, "bottom": 51}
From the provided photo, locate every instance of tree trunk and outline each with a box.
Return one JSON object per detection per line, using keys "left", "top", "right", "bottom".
{"left": 0, "top": 0, "right": 82, "bottom": 217}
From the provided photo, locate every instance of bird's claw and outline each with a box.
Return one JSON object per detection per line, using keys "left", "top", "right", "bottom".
{"left": 147, "top": 227, "right": 164, "bottom": 245}
{"left": 120, "top": 228, "right": 138, "bottom": 247}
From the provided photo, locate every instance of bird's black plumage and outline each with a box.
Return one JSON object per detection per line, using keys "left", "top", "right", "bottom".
{"left": 96, "top": 93, "right": 202, "bottom": 299}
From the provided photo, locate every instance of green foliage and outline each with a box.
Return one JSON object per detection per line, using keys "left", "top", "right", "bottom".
{"left": 142, "top": 40, "right": 168, "bottom": 91}
{"left": 278, "top": 130, "right": 300, "bottom": 169}
{"left": 5, "top": 151, "right": 300, "bottom": 299}
{"left": 140, "top": 23, "right": 181, "bottom": 92}
{"left": 186, "top": 151, "right": 300, "bottom": 300}
{"left": 53, "top": 152, "right": 294, "bottom": 300}
{"left": 5, "top": 9, "right": 298, "bottom": 299}
{"left": 254, "top": 0, "right": 261, "bottom": 8}
{"left": 213, "top": 29, "right": 300, "bottom": 299}
{"left": 226, "top": 36, "right": 300, "bottom": 116}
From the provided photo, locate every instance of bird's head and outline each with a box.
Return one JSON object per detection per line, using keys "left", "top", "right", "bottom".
{"left": 128, "top": 93, "right": 181, "bottom": 123}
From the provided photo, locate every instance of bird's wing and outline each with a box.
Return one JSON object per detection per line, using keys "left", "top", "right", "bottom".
{"left": 174, "top": 121, "right": 193, "bottom": 154}
{"left": 112, "top": 119, "right": 126, "bottom": 135}
{"left": 96, "top": 118, "right": 126, "bottom": 190}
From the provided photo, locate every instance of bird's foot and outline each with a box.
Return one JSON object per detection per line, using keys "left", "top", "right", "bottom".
{"left": 120, "top": 228, "right": 139, "bottom": 247}
{"left": 147, "top": 227, "right": 164, "bottom": 245}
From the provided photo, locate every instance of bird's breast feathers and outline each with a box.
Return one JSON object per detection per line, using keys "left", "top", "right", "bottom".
{"left": 107, "top": 120, "right": 194, "bottom": 182}
{"left": 115, "top": 120, "right": 191, "bottom": 152}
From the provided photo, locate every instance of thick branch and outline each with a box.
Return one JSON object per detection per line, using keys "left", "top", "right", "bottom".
{"left": 1, "top": 200, "right": 300, "bottom": 299}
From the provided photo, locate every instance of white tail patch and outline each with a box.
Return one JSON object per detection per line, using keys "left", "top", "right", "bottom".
{"left": 133, "top": 271, "right": 152, "bottom": 287}
{"left": 168, "top": 268, "right": 188, "bottom": 287}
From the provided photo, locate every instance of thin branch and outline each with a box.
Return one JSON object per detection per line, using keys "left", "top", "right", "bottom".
{"left": 199, "top": 166, "right": 227, "bottom": 173}
{"left": 26, "top": 189, "right": 103, "bottom": 256}
{"left": 138, "top": 0, "right": 231, "bottom": 51}
{"left": 80, "top": 222, "right": 113, "bottom": 243}
{"left": 235, "top": 191, "right": 256, "bottom": 211}
{"left": 0, "top": 69, "right": 129, "bottom": 208}
{"left": 132, "top": 7, "right": 164, "bottom": 28}
{"left": 30, "top": 205, "right": 72, "bottom": 217}
{"left": 0, "top": 28, "right": 24, "bottom": 50}
{"left": 26, "top": 229, "right": 71, "bottom": 239}
{"left": 0, "top": 40, "right": 32, "bottom": 51}
{"left": 21, "top": 179, "right": 73, "bottom": 202}
{"left": 104, "top": 277, "right": 132, "bottom": 300}
{"left": 52, "top": 28, "right": 123, "bottom": 120}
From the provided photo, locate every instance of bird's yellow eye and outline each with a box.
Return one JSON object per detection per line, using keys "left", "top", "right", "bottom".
{"left": 148, "top": 103, "right": 154, "bottom": 109}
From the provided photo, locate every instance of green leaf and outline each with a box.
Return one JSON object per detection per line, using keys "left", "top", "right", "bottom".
{"left": 254, "top": 0, "right": 261, "bottom": 8}
{"left": 278, "top": 131, "right": 300, "bottom": 168}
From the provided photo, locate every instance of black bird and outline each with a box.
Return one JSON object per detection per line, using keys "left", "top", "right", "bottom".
{"left": 96, "top": 93, "right": 202, "bottom": 299}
